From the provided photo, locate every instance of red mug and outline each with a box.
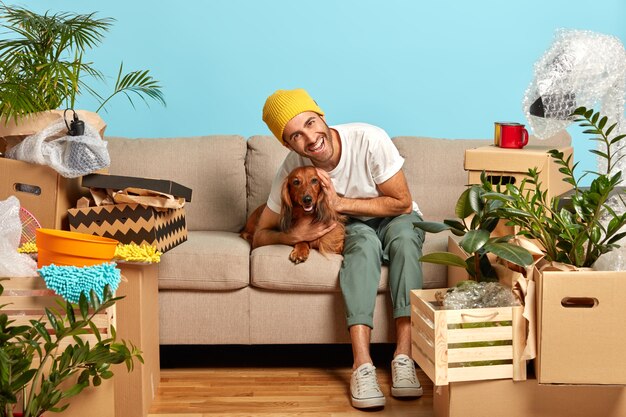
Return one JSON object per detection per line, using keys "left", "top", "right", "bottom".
{"left": 497, "top": 122, "right": 528, "bottom": 149}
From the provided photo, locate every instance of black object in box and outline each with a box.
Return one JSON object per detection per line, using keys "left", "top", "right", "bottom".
{"left": 81, "top": 174, "right": 192, "bottom": 202}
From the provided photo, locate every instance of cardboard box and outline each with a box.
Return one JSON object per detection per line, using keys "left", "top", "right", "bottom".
{"left": 1, "top": 276, "right": 115, "bottom": 417}
{"left": 535, "top": 267, "right": 626, "bottom": 385}
{"left": 434, "top": 374, "right": 626, "bottom": 417}
{"left": 82, "top": 173, "right": 192, "bottom": 202}
{"left": 0, "top": 157, "right": 87, "bottom": 230}
{"left": 0, "top": 110, "right": 107, "bottom": 230}
{"left": 67, "top": 203, "right": 187, "bottom": 253}
{"left": 464, "top": 145, "right": 574, "bottom": 202}
{"left": 114, "top": 262, "right": 160, "bottom": 417}
{"left": 410, "top": 288, "right": 526, "bottom": 386}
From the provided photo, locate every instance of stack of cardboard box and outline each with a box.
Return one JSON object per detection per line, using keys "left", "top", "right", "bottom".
{"left": 0, "top": 113, "right": 191, "bottom": 417}
{"left": 413, "top": 145, "right": 626, "bottom": 416}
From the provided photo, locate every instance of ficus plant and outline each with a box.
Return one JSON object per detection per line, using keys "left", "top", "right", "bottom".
{"left": 484, "top": 107, "right": 626, "bottom": 268}
{"left": 414, "top": 180, "right": 533, "bottom": 282}
{"left": 0, "top": 281, "right": 142, "bottom": 417}
{"left": 0, "top": 5, "right": 165, "bottom": 122}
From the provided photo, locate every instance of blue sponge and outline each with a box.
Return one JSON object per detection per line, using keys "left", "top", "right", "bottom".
{"left": 38, "top": 262, "right": 121, "bottom": 304}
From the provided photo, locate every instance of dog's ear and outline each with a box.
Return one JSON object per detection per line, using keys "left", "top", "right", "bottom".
{"left": 316, "top": 188, "right": 334, "bottom": 223}
{"left": 280, "top": 178, "right": 293, "bottom": 231}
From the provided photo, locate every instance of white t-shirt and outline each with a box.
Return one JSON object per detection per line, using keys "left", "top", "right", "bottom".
{"left": 266, "top": 122, "right": 421, "bottom": 220}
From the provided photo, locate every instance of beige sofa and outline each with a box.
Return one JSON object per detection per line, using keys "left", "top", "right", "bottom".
{"left": 105, "top": 131, "right": 570, "bottom": 345}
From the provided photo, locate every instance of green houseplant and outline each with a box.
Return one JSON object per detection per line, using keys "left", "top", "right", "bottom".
{"left": 0, "top": 5, "right": 165, "bottom": 122}
{"left": 0, "top": 281, "right": 142, "bottom": 417}
{"left": 484, "top": 107, "right": 626, "bottom": 268}
{"left": 414, "top": 180, "right": 534, "bottom": 282}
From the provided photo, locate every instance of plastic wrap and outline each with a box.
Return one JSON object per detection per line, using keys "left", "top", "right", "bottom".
{"left": 443, "top": 281, "right": 518, "bottom": 310}
{"left": 523, "top": 30, "right": 626, "bottom": 157}
{"left": 6, "top": 119, "right": 110, "bottom": 178}
{"left": 0, "top": 196, "right": 38, "bottom": 277}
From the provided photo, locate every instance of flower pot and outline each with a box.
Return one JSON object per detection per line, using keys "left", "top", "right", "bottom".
{"left": 35, "top": 228, "right": 118, "bottom": 268}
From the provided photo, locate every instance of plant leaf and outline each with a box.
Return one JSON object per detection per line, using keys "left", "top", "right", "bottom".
{"left": 413, "top": 221, "right": 450, "bottom": 234}
{"left": 419, "top": 252, "right": 468, "bottom": 268}
{"left": 483, "top": 242, "right": 533, "bottom": 266}
{"left": 454, "top": 187, "right": 473, "bottom": 219}
{"left": 460, "top": 229, "right": 490, "bottom": 254}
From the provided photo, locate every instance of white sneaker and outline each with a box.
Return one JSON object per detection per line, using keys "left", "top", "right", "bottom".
{"left": 391, "top": 354, "right": 423, "bottom": 398}
{"left": 350, "top": 363, "right": 386, "bottom": 409}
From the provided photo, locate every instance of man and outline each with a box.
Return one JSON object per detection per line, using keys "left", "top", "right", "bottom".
{"left": 255, "top": 88, "right": 425, "bottom": 409}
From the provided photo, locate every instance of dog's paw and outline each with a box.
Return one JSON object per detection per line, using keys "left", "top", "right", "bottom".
{"left": 289, "top": 244, "right": 310, "bottom": 264}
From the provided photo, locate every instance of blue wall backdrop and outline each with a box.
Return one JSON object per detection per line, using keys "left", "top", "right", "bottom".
{"left": 14, "top": 1, "right": 626, "bottom": 179}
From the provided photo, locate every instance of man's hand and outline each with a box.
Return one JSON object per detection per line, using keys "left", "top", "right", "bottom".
{"left": 316, "top": 168, "right": 343, "bottom": 211}
{"left": 287, "top": 218, "right": 338, "bottom": 245}
{"left": 252, "top": 205, "right": 337, "bottom": 249}
{"left": 316, "top": 168, "right": 413, "bottom": 217}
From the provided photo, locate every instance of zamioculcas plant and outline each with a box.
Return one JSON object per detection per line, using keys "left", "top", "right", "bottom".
{"left": 484, "top": 107, "right": 626, "bottom": 268}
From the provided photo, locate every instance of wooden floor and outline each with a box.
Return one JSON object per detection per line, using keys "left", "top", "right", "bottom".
{"left": 147, "top": 345, "right": 435, "bottom": 417}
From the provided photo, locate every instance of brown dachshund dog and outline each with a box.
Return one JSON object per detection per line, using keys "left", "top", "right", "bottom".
{"left": 241, "top": 166, "right": 345, "bottom": 263}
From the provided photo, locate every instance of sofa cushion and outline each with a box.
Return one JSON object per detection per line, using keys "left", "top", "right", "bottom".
{"left": 249, "top": 232, "right": 449, "bottom": 292}
{"left": 245, "top": 135, "right": 290, "bottom": 217}
{"left": 106, "top": 135, "right": 248, "bottom": 232}
{"left": 158, "top": 231, "right": 250, "bottom": 290}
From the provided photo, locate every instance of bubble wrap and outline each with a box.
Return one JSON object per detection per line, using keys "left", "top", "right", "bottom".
{"left": 0, "top": 196, "right": 38, "bottom": 277}
{"left": 6, "top": 119, "right": 110, "bottom": 178}
{"left": 523, "top": 29, "right": 626, "bottom": 148}
{"left": 443, "top": 281, "right": 518, "bottom": 310}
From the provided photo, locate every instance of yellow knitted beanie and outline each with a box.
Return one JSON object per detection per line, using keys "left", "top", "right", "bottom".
{"left": 262, "top": 89, "right": 324, "bottom": 143}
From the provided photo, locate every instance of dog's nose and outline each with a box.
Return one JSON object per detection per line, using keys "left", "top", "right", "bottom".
{"left": 303, "top": 195, "right": 313, "bottom": 205}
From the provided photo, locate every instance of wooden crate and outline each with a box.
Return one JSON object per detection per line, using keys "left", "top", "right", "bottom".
{"left": 1, "top": 276, "right": 116, "bottom": 417}
{"left": 1, "top": 276, "right": 115, "bottom": 350}
{"left": 410, "top": 289, "right": 526, "bottom": 386}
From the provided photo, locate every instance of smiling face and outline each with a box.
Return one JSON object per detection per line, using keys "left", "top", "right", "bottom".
{"left": 286, "top": 166, "right": 322, "bottom": 213}
{"left": 282, "top": 111, "right": 339, "bottom": 169}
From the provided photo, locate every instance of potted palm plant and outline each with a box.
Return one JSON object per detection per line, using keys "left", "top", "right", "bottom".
{"left": 0, "top": 5, "right": 164, "bottom": 124}
{"left": 0, "top": 280, "right": 142, "bottom": 417}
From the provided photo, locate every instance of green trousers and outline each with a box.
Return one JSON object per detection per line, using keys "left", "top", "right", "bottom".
{"left": 340, "top": 211, "right": 425, "bottom": 329}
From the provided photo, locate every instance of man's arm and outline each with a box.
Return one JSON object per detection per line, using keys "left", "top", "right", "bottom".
{"left": 251, "top": 206, "right": 338, "bottom": 249}
{"left": 318, "top": 169, "right": 413, "bottom": 217}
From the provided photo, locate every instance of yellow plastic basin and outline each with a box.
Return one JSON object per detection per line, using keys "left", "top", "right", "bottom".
{"left": 36, "top": 229, "right": 118, "bottom": 268}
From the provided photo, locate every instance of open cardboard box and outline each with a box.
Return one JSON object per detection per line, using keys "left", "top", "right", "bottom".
{"left": 0, "top": 110, "right": 107, "bottom": 230}
{"left": 68, "top": 203, "right": 187, "bottom": 253}
{"left": 464, "top": 145, "right": 573, "bottom": 202}
{"left": 81, "top": 173, "right": 192, "bottom": 202}
{"left": 0, "top": 157, "right": 88, "bottom": 230}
